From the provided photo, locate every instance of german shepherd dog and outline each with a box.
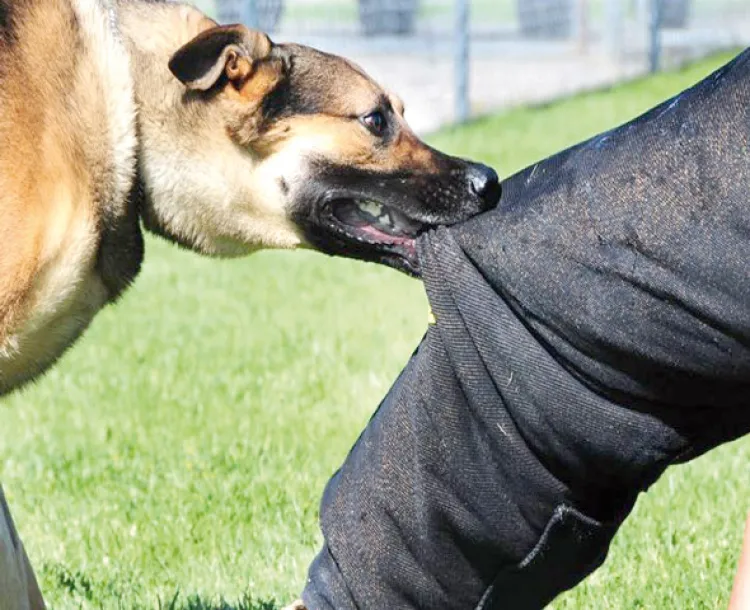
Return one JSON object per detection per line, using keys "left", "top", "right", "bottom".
{"left": 0, "top": 0, "right": 500, "bottom": 605}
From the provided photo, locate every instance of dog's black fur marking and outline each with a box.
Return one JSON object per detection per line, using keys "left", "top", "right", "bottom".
{"left": 97, "top": 163, "right": 145, "bottom": 304}
{"left": 0, "top": 0, "right": 19, "bottom": 47}
{"left": 291, "top": 158, "right": 496, "bottom": 275}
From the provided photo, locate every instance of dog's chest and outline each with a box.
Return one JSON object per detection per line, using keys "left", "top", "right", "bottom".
{"left": 0, "top": 0, "right": 139, "bottom": 394}
{"left": 0, "top": 217, "right": 109, "bottom": 393}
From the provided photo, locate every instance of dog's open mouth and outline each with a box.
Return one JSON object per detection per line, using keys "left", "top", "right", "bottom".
{"left": 321, "top": 198, "right": 429, "bottom": 275}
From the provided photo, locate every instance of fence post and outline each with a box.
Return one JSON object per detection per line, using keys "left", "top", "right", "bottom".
{"left": 241, "top": 0, "right": 259, "bottom": 29}
{"left": 649, "top": 0, "right": 664, "bottom": 73}
{"left": 575, "top": 0, "right": 589, "bottom": 53}
{"left": 454, "top": 0, "right": 470, "bottom": 124}
{"left": 604, "top": 0, "right": 623, "bottom": 61}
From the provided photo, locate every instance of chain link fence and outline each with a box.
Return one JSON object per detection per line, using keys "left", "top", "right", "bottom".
{"left": 197, "top": 0, "right": 750, "bottom": 132}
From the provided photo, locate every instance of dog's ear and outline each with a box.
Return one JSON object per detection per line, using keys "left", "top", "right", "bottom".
{"left": 168, "top": 24, "right": 273, "bottom": 92}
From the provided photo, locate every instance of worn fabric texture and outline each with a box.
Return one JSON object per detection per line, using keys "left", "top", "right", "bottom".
{"left": 303, "top": 48, "right": 750, "bottom": 609}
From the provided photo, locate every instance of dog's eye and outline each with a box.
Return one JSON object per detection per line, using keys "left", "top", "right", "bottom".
{"left": 361, "top": 111, "right": 387, "bottom": 136}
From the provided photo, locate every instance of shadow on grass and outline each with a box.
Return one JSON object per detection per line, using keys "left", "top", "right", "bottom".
{"left": 158, "top": 592, "right": 281, "bottom": 610}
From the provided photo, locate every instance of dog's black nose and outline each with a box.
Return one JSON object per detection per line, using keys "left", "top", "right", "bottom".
{"left": 468, "top": 163, "right": 501, "bottom": 209}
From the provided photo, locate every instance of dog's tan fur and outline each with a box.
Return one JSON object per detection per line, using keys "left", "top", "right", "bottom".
{"left": 0, "top": 0, "right": 499, "bottom": 605}
{"left": 0, "top": 0, "right": 439, "bottom": 398}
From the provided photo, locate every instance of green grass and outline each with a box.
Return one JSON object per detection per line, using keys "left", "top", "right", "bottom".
{"left": 1, "top": 50, "right": 747, "bottom": 609}
{"left": 191, "top": 0, "right": 748, "bottom": 29}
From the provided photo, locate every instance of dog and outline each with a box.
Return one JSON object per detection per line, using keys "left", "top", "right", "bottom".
{"left": 0, "top": 0, "right": 501, "bottom": 606}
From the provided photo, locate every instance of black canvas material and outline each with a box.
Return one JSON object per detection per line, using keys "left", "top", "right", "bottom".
{"left": 302, "top": 48, "right": 750, "bottom": 609}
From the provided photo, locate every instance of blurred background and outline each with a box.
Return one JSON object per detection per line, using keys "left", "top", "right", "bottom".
{"left": 5, "top": 3, "right": 748, "bottom": 609}
{"left": 194, "top": 0, "right": 750, "bottom": 133}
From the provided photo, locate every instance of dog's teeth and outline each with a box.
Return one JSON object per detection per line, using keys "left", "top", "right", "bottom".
{"left": 378, "top": 213, "right": 394, "bottom": 227}
{"left": 357, "top": 200, "right": 383, "bottom": 217}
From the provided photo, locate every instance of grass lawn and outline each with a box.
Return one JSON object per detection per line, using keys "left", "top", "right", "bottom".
{"left": 1, "top": 50, "right": 748, "bottom": 609}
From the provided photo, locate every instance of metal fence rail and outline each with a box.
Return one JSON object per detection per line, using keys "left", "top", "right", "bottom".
{"left": 201, "top": 0, "right": 750, "bottom": 132}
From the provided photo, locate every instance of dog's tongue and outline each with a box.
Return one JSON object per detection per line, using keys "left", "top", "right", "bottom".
{"left": 358, "top": 224, "right": 416, "bottom": 250}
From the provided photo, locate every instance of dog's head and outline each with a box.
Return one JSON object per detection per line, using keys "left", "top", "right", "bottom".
{"left": 144, "top": 22, "right": 499, "bottom": 276}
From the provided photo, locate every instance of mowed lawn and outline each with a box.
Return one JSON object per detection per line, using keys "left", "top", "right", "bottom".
{"left": 2, "top": 51, "right": 749, "bottom": 609}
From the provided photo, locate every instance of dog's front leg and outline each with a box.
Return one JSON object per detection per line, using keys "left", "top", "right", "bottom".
{"left": 0, "top": 485, "right": 45, "bottom": 610}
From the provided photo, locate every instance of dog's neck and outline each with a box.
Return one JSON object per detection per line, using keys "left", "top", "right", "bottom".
{"left": 113, "top": 1, "right": 303, "bottom": 258}
{"left": 116, "top": 1, "right": 236, "bottom": 254}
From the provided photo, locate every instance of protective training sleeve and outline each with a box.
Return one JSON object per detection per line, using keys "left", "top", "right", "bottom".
{"left": 303, "top": 49, "right": 750, "bottom": 609}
